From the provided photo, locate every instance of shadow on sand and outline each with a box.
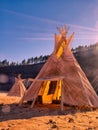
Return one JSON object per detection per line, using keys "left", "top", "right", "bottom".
{"left": 0, "top": 102, "right": 94, "bottom": 122}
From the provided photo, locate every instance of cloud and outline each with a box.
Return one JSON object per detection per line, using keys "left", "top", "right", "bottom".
{"left": 95, "top": 21, "right": 98, "bottom": 29}
{"left": 2, "top": 9, "right": 98, "bottom": 45}
{"left": 20, "top": 37, "right": 53, "bottom": 42}
{"left": 75, "top": 37, "right": 98, "bottom": 40}
{"left": 2, "top": 9, "right": 61, "bottom": 25}
{"left": 18, "top": 32, "right": 54, "bottom": 42}
{"left": 3, "top": 9, "right": 98, "bottom": 32}
{"left": 24, "top": 32, "right": 53, "bottom": 37}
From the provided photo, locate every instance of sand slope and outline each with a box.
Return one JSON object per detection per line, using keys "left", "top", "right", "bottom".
{"left": 0, "top": 92, "right": 98, "bottom": 130}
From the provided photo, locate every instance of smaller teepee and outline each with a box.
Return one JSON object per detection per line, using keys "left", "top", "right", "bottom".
{"left": 8, "top": 74, "right": 26, "bottom": 97}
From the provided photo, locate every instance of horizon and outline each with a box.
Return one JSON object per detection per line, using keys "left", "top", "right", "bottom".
{"left": 1, "top": 0, "right": 98, "bottom": 63}
{"left": 0, "top": 43, "right": 97, "bottom": 64}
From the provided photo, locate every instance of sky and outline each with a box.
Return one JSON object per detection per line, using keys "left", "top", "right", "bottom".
{"left": 0, "top": 0, "right": 98, "bottom": 63}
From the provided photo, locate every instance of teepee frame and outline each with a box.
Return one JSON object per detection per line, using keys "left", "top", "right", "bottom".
{"left": 19, "top": 26, "right": 98, "bottom": 110}
{"left": 8, "top": 74, "right": 26, "bottom": 97}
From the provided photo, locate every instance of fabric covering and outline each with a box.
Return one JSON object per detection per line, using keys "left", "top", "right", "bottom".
{"left": 8, "top": 78, "right": 26, "bottom": 97}
{"left": 20, "top": 26, "right": 98, "bottom": 107}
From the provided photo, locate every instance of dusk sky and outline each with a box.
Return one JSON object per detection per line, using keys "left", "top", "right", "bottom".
{"left": 1, "top": 0, "right": 98, "bottom": 63}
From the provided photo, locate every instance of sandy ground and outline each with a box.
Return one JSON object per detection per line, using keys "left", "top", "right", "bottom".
{"left": 0, "top": 92, "right": 98, "bottom": 130}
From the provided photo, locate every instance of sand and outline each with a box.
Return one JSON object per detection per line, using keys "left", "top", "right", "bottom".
{"left": 0, "top": 92, "right": 98, "bottom": 130}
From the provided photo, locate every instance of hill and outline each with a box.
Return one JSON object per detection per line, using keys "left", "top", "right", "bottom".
{"left": 0, "top": 46, "right": 98, "bottom": 93}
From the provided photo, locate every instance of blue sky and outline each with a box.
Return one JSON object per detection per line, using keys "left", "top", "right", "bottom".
{"left": 0, "top": 0, "right": 98, "bottom": 63}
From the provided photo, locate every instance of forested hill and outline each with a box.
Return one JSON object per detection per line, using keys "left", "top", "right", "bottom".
{"left": 0, "top": 62, "right": 44, "bottom": 79}
{"left": 0, "top": 45, "right": 98, "bottom": 93}
{"left": 0, "top": 45, "right": 98, "bottom": 79}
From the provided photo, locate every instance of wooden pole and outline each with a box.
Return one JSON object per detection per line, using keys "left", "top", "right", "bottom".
{"left": 31, "top": 97, "right": 36, "bottom": 108}
{"left": 61, "top": 79, "right": 64, "bottom": 111}
{"left": 19, "top": 91, "right": 26, "bottom": 106}
{"left": 31, "top": 82, "right": 43, "bottom": 108}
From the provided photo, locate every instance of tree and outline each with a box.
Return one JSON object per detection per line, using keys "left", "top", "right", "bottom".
{"left": 27, "top": 58, "right": 31, "bottom": 64}
{"left": 10, "top": 62, "right": 16, "bottom": 66}
{"left": 21, "top": 59, "right": 27, "bottom": 65}
{"left": 38, "top": 55, "right": 43, "bottom": 63}
{"left": 2, "top": 59, "right": 9, "bottom": 66}
{"left": 33, "top": 57, "right": 38, "bottom": 64}
{"left": 31, "top": 57, "right": 34, "bottom": 64}
{"left": 42, "top": 55, "right": 47, "bottom": 62}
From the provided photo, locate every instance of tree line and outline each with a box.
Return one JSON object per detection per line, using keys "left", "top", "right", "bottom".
{"left": 0, "top": 42, "right": 98, "bottom": 67}
{"left": 0, "top": 55, "right": 50, "bottom": 67}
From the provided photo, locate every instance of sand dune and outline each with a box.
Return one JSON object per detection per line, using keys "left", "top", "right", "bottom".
{"left": 0, "top": 92, "right": 98, "bottom": 130}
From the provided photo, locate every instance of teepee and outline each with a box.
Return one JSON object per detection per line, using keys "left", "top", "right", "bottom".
{"left": 19, "top": 26, "right": 98, "bottom": 110}
{"left": 8, "top": 74, "right": 26, "bottom": 97}
{"left": 92, "top": 76, "right": 98, "bottom": 94}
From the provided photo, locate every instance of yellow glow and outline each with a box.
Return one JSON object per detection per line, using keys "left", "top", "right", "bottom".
{"left": 56, "top": 41, "right": 66, "bottom": 58}
{"left": 38, "top": 80, "right": 62, "bottom": 104}
{"left": 53, "top": 80, "right": 61, "bottom": 100}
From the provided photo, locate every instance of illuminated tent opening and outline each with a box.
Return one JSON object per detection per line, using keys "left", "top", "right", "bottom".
{"left": 19, "top": 26, "right": 98, "bottom": 110}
